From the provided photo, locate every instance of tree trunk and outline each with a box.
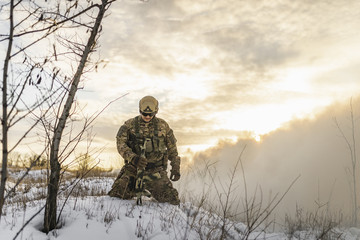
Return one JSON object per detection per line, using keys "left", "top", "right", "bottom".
{"left": 43, "top": 1, "right": 109, "bottom": 233}
{"left": 0, "top": 0, "right": 14, "bottom": 219}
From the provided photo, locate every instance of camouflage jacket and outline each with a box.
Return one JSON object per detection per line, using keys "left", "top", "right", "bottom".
{"left": 116, "top": 115, "right": 180, "bottom": 170}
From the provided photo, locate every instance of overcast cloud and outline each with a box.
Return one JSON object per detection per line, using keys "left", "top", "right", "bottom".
{"left": 71, "top": 0, "right": 360, "bottom": 164}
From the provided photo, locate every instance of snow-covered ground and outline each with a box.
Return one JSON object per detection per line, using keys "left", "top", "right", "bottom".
{"left": 1, "top": 196, "right": 281, "bottom": 240}
{"left": 1, "top": 170, "right": 360, "bottom": 240}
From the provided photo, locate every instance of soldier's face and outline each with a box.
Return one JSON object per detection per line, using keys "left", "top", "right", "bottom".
{"left": 141, "top": 113, "right": 154, "bottom": 122}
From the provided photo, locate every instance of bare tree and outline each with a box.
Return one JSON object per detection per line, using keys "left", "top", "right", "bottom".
{"left": 1, "top": 0, "right": 144, "bottom": 233}
{"left": 43, "top": 0, "right": 115, "bottom": 233}
{"left": 0, "top": 0, "right": 64, "bottom": 218}
{"left": 0, "top": 0, "right": 108, "bottom": 219}
{"left": 0, "top": 0, "right": 14, "bottom": 218}
{"left": 334, "top": 97, "right": 358, "bottom": 226}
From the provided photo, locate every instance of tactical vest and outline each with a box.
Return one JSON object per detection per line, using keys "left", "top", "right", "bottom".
{"left": 128, "top": 116, "right": 167, "bottom": 167}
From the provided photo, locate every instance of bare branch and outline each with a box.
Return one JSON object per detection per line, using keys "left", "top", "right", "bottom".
{"left": 12, "top": 3, "right": 100, "bottom": 38}
{"left": 13, "top": 205, "right": 46, "bottom": 240}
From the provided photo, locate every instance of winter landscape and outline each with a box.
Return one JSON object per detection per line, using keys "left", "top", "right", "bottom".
{"left": 2, "top": 0, "right": 360, "bottom": 239}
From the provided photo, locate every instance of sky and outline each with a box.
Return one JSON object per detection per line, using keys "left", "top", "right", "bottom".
{"left": 1, "top": 0, "right": 360, "bottom": 167}
{"left": 72, "top": 0, "right": 360, "bottom": 165}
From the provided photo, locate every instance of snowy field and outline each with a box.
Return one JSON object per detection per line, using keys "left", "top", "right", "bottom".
{"left": 1, "top": 169, "right": 360, "bottom": 240}
{"left": 1, "top": 196, "right": 271, "bottom": 240}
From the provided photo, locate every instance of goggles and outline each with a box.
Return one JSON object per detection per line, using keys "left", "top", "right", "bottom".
{"left": 141, "top": 111, "right": 155, "bottom": 117}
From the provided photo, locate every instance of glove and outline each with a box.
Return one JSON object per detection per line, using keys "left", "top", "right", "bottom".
{"left": 170, "top": 168, "right": 180, "bottom": 181}
{"left": 170, "top": 156, "right": 180, "bottom": 181}
{"left": 131, "top": 155, "right": 147, "bottom": 169}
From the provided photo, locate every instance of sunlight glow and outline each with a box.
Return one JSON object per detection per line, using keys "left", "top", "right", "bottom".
{"left": 273, "top": 67, "right": 317, "bottom": 93}
{"left": 254, "top": 135, "right": 261, "bottom": 142}
{"left": 212, "top": 97, "right": 330, "bottom": 136}
{"left": 179, "top": 142, "right": 217, "bottom": 154}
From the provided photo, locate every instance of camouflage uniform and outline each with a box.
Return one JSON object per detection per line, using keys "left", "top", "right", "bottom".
{"left": 108, "top": 115, "right": 180, "bottom": 205}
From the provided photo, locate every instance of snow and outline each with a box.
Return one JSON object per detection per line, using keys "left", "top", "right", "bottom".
{"left": 1, "top": 172, "right": 360, "bottom": 240}
{"left": 1, "top": 197, "right": 228, "bottom": 240}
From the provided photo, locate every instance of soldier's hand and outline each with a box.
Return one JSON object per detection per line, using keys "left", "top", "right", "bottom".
{"left": 132, "top": 155, "right": 147, "bottom": 169}
{"left": 170, "top": 168, "right": 180, "bottom": 181}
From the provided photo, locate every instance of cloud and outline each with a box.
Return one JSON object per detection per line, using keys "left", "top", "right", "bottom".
{"left": 312, "top": 61, "right": 360, "bottom": 95}
{"left": 83, "top": 0, "right": 360, "bottom": 170}
{"left": 180, "top": 96, "right": 360, "bottom": 218}
{"left": 98, "top": 0, "right": 360, "bottom": 97}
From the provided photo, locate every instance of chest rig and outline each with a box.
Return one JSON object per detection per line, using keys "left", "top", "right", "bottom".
{"left": 130, "top": 116, "right": 167, "bottom": 160}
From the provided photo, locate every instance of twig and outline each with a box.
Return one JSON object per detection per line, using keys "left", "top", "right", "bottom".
{"left": 13, "top": 204, "right": 46, "bottom": 240}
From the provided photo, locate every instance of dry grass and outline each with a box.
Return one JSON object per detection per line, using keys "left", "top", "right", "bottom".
{"left": 283, "top": 205, "right": 345, "bottom": 240}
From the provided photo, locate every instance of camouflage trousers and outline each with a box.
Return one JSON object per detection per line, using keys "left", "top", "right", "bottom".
{"left": 108, "top": 164, "right": 180, "bottom": 205}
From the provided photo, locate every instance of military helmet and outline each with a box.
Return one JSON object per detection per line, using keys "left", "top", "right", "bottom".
{"left": 139, "top": 96, "right": 159, "bottom": 114}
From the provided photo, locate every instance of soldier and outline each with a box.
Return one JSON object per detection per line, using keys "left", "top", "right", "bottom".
{"left": 108, "top": 96, "right": 181, "bottom": 205}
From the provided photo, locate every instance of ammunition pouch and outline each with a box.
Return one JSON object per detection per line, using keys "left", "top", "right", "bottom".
{"left": 123, "top": 163, "right": 137, "bottom": 177}
{"left": 145, "top": 157, "right": 167, "bottom": 170}
{"left": 145, "top": 138, "right": 153, "bottom": 153}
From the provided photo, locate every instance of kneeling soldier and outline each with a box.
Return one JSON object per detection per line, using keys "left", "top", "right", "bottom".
{"left": 108, "top": 96, "right": 181, "bottom": 205}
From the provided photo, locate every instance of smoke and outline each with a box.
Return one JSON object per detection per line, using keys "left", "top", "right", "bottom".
{"left": 177, "top": 96, "right": 360, "bottom": 221}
